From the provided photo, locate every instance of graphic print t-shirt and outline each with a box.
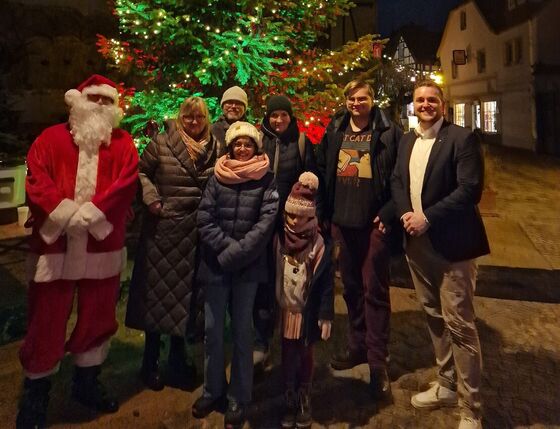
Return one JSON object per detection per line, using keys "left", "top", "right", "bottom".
{"left": 332, "top": 124, "right": 375, "bottom": 228}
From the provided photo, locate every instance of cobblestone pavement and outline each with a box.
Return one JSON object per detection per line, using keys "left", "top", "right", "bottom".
{"left": 0, "top": 145, "right": 559, "bottom": 428}
{"left": 1, "top": 285, "right": 559, "bottom": 429}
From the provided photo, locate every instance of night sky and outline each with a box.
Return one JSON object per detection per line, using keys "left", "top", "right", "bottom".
{"left": 378, "top": 0, "right": 464, "bottom": 36}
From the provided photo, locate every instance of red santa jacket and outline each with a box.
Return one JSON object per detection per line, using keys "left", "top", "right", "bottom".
{"left": 26, "top": 123, "right": 138, "bottom": 282}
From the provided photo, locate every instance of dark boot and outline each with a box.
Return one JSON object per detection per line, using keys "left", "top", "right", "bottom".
{"left": 330, "top": 348, "right": 367, "bottom": 371}
{"left": 224, "top": 399, "right": 246, "bottom": 428}
{"left": 192, "top": 394, "right": 227, "bottom": 418}
{"left": 72, "top": 365, "right": 119, "bottom": 413}
{"left": 295, "top": 384, "right": 312, "bottom": 429}
{"left": 280, "top": 386, "right": 297, "bottom": 428}
{"left": 140, "top": 331, "right": 164, "bottom": 391}
{"left": 167, "top": 336, "right": 196, "bottom": 390}
{"left": 369, "top": 366, "right": 392, "bottom": 402}
{"left": 16, "top": 377, "right": 51, "bottom": 429}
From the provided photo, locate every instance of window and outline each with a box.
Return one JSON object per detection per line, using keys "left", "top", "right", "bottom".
{"left": 504, "top": 38, "right": 522, "bottom": 66}
{"left": 460, "top": 11, "right": 467, "bottom": 30}
{"left": 451, "top": 60, "right": 458, "bottom": 79}
{"left": 514, "top": 37, "right": 522, "bottom": 63}
{"left": 483, "top": 101, "right": 498, "bottom": 133}
{"left": 454, "top": 103, "right": 465, "bottom": 127}
{"left": 477, "top": 50, "right": 486, "bottom": 73}
{"left": 508, "top": 0, "right": 516, "bottom": 10}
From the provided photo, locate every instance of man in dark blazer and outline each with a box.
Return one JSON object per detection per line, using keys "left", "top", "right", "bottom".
{"left": 391, "top": 80, "right": 489, "bottom": 429}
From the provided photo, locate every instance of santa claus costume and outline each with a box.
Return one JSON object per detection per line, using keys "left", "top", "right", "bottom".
{"left": 16, "top": 74, "right": 138, "bottom": 429}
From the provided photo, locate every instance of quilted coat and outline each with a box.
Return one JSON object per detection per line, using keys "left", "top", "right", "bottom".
{"left": 197, "top": 171, "right": 279, "bottom": 286}
{"left": 125, "top": 121, "right": 218, "bottom": 337}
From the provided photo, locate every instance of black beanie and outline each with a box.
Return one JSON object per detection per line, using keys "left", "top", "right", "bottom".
{"left": 266, "top": 95, "right": 293, "bottom": 116}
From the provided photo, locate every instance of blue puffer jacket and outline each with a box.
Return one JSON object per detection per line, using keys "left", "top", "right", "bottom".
{"left": 197, "top": 171, "right": 279, "bottom": 285}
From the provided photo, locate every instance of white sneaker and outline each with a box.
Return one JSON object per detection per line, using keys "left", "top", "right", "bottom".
{"left": 411, "top": 382, "right": 458, "bottom": 409}
{"left": 458, "top": 416, "right": 482, "bottom": 429}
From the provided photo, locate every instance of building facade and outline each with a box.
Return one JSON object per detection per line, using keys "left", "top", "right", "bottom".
{"left": 437, "top": 0, "right": 560, "bottom": 154}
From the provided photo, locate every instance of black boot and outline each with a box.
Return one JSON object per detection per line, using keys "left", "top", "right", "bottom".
{"left": 16, "top": 377, "right": 51, "bottom": 429}
{"left": 224, "top": 399, "right": 246, "bottom": 428}
{"left": 72, "top": 365, "right": 119, "bottom": 413}
{"left": 295, "top": 384, "right": 312, "bottom": 429}
{"left": 280, "top": 386, "right": 297, "bottom": 428}
{"left": 167, "top": 335, "right": 196, "bottom": 390}
{"left": 140, "top": 331, "right": 164, "bottom": 391}
{"left": 369, "top": 366, "right": 392, "bottom": 402}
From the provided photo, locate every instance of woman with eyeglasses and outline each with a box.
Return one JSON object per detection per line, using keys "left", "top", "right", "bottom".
{"left": 192, "top": 122, "right": 278, "bottom": 428}
{"left": 126, "top": 96, "right": 218, "bottom": 392}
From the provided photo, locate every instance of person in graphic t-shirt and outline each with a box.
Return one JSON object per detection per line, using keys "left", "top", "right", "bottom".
{"left": 316, "top": 79, "right": 402, "bottom": 402}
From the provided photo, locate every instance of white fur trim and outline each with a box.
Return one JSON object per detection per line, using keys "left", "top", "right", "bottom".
{"left": 89, "top": 220, "right": 114, "bottom": 241}
{"left": 82, "top": 84, "right": 119, "bottom": 105}
{"left": 39, "top": 199, "right": 80, "bottom": 244}
{"left": 64, "top": 89, "right": 82, "bottom": 107}
{"left": 74, "top": 340, "right": 111, "bottom": 367}
{"left": 27, "top": 248, "right": 127, "bottom": 283}
{"left": 74, "top": 143, "right": 99, "bottom": 205}
{"left": 79, "top": 202, "right": 114, "bottom": 241}
{"left": 25, "top": 363, "right": 61, "bottom": 380}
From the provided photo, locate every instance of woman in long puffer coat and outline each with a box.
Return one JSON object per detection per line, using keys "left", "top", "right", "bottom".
{"left": 125, "top": 97, "right": 217, "bottom": 391}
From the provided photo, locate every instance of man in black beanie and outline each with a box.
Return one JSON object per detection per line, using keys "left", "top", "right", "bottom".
{"left": 252, "top": 95, "right": 320, "bottom": 368}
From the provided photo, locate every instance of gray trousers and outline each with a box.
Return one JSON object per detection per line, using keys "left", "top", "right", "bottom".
{"left": 203, "top": 278, "right": 258, "bottom": 404}
{"left": 406, "top": 234, "right": 482, "bottom": 418}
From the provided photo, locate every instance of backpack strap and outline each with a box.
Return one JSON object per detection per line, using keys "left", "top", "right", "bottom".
{"left": 298, "top": 131, "right": 306, "bottom": 164}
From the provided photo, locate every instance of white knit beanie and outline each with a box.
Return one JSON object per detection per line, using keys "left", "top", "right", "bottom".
{"left": 225, "top": 121, "right": 262, "bottom": 149}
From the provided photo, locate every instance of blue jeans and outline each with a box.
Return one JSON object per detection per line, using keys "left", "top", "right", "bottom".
{"left": 203, "top": 278, "right": 258, "bottom": 404}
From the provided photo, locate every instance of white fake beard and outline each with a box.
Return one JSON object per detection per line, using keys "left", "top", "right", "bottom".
{"left": 69, "top": 97, "right": 122, "bottom": 148}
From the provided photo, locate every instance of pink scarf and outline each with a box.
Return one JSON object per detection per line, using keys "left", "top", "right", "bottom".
{"left": 214, "top": 154, "right": 270, "bottom": 185}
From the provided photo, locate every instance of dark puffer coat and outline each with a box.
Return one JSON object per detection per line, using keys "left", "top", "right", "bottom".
{"left": 261, "top": 118, "right": 318, "bottom": 225}
{"left": 197, "top": 171, "right": 279, "bottom": 286}
{"left": 125, "top": 121, "right": 217, "bottom": 337}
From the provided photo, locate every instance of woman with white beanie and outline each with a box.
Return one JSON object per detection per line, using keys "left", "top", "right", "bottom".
{"left": 193, "top": 121, "right": 279, "bottom": 428}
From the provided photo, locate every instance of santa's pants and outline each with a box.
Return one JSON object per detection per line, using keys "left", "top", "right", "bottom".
{"left": 19, "top": 276, "right": 120, "bottom": 379}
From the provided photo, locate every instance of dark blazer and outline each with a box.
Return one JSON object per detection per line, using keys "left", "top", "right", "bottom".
{"left": 391, "top": 120, "right": 490, "bottom": 262}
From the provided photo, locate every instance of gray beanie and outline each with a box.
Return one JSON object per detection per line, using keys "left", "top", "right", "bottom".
{"left": 221, "top": 86, "right": 248, "bottom": 108}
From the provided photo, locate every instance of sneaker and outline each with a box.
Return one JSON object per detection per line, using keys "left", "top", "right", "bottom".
{"left": 458, "top": 416, "right": 482, "bottom": 429}
{"left": 411, "top": 382, "right": 458, "bottom": 409}
{"left": 330, "top": 349, "right": 367, "bottom": 371}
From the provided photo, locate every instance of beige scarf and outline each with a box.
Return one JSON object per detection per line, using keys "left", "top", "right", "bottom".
{"left": 178, "top": 127, "right": 209, "bottom": 163}
{"left": 214, "top": 154, "right": 270, "bottom": 184}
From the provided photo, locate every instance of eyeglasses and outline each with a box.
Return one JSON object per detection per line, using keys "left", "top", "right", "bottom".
{"left": 233, "top": 141, "right": 256, "bottom": 149}
{"left": 223, "top": 101, "right": 245, "bottom": 108}
{"left": 183, "top": 115, "right": 206, "bottom": 123}
{"left": 346, "top": 96, "right": 371, "bottom": 104}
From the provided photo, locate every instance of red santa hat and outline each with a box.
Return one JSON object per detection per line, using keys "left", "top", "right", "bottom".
{"left": 64, "top": 74, "right": 120, "bottom": 107}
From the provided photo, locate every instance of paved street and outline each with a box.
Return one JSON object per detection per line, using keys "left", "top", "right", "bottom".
{"left": 0, "top": 144, "right": 558, "bottom": 428}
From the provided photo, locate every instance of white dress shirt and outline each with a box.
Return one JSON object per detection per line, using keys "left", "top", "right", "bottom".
{"left": 409, "top": 117, "right": 444, "bottom": 214}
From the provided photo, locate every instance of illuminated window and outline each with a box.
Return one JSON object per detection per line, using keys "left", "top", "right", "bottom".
{"left": 454, "top": 103, "right": 465, "bottom": 127}
{"left": 483, "top": 101, "right": 498, "bottom": 133}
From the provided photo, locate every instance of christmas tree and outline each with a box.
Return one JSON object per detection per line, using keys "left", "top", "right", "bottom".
{"left": 98, "top": 0, "right": 401, "bottom": 147}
